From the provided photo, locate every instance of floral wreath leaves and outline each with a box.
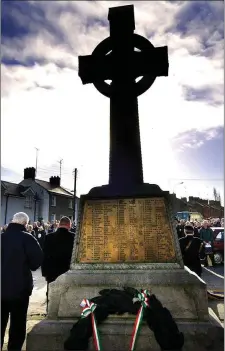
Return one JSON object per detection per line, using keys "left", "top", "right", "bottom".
{"left": 79, "top": 289, "right": 151, "bottom": 351}
{"left": 65, "top": 286, "right": 184, "bottom": 351}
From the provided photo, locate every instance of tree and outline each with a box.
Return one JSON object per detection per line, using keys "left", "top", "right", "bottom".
{"left": 213, "top": 187, "right": 221, "bottom": 203}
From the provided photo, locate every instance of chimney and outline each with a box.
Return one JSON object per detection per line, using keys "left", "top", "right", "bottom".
{"left": 24, "top": 167, "right": 36, "bottom": 180}
{"left": 49, "top": 176, "right": 60, "bottom": 187}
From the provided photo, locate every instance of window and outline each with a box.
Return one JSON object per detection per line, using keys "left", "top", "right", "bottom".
{"left": 69, "top": 199, "right": 73, "bottom": 209}
{"left": 51, "top": 196, "right": 56, "bottom": 207}
{"left": 216, "top": 232, "right": 224, "bottom": 240}
{"left": 24, "top": 196, "right": 32, "bottom": 209}
{"left": 51, "top": 213, "right": 56, "bottom": 222}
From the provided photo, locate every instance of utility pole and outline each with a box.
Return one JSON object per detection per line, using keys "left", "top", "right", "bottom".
{"left": 58, "top": 159, "right": 63, "bottom": 179}
{"left": 73, "top": 168, "right": 78, "bottom": 224}
{"left": 35, "top": 147, "right": 39, "bottom": 177}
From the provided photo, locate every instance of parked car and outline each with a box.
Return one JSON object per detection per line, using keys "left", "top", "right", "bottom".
{"left": 211, "top": 227, "right": 224, "bottom": 239}
{"left": 213, "top": 231, "right": 224, "bottom": 265}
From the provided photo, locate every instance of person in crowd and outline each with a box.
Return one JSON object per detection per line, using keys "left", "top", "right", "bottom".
{"left": 199, "top": 220, "right": 214, "bottom": 267}
{"left": 193, "top": 222, "right": 200, "bottom": 238}
{"left": 43, "top": 223, "right": 49, "bottom": 235}
{"left": 48, "top": 221, "right": 58, "bottom": 234}
{"left": 1, "top": 224, "right": 8, "bottom": 234}
{"left": 41, "top": 216, "right": 75, "bottom": 312}
{"left": 179, "top": 224, "right": 204, "bottom": 277}
{"left": 41, "top": 216, "right": 75, "bottom": 284}
{"left": 37, "top": 226, "right": 46, "bottom": 250}
{"left": 1, "top": 212, "right": 43, "bottom": 351}
{"left": 176, "top": 219, "right": 185, "bottom": 239}
{"left": 33, "top": 222, "right": 39, "bottom": 238}
{"left": 71, "top": 222, "right": 77, "bottom": 234}
{"left": 27, "top": 224, "right": 35, "bottom": 237}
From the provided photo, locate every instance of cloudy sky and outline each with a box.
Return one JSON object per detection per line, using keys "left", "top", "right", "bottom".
{"left": 1, "top": 0, "right": 224, "bottom": 203}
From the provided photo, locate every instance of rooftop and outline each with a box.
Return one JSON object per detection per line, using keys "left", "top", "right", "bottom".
{"left": 35, "top": 179, "right": 73, "bottom": 197}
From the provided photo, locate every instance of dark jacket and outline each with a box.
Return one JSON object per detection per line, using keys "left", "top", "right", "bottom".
{"left": 37, "top": 229, "right": 46, "bottom": 249}
{"left": 193, "top": 227, "right": 200, "bottom": 238}
{"left": 179, "top": 235, "right": 204, "bottom": 277}
{"left": 176, "top": 224, "right": 185, "bottom": 239}
{"left": 1, "top": 223, "right": 43, "bottom": 300}
{"left": 199, "top": 227, "right": 214, "bottom": 244}
{"left": 33, "top": 226, "right": 39, "bottom": 238}
{"left": 41, "top": 227, "right": 75, "bottom": 283}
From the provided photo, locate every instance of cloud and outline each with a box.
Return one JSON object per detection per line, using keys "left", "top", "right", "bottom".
{"left": 171, "top": 126, "right": 223, "bottom": 152}
{"left": 168, "top": 1, "right": 224, "bottom": 55}
{"left": 182, "top": 85, "right": 224, "bottom": 106}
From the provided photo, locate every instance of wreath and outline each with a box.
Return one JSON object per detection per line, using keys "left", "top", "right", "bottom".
{"left": 64, "top": 287, "right": 184, "bottom": 351}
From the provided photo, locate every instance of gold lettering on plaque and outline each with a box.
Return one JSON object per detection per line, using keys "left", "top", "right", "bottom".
{"left": 77, "top": 198, "right": 176, "bottom": 263}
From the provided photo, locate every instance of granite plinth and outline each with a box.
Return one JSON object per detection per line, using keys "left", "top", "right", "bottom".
{"left": 87, "top": 183, "right": 164, "bottom": 197}
{"left": 47, "top": 266, "right": 208, "bottom": 321}
{"left": 26, "top": 311, "right": 224, "bottom": 351}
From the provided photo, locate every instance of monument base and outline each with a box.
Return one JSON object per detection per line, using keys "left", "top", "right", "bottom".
{"left": 44, "top": 267, "right": 209, "bottom": 320}
{"left": 26, "top": 266, "right": 224, "bottom": 350}
{"left": 87, "top": 182, "right": 164, "bottom": 197}
{"left": 27, "top": 314, "right": 223, "bottom": 351}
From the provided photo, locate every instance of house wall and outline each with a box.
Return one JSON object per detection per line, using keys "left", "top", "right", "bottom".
{"left": 1, "top": 193, "right": 36, "bottom": 225}
{"left": 1, "top": 194, "right": 6, "bottom": 226}
{"left": 4, "top": 196, "right": 32, "bottom": 224}
{"left": 49, "top": 194, "right": 74, "bottom": 221}
{"left": 37, "top": 187, "right": 49, "bottom": 222}
{"left": 169, "top": 194, "right": 188, "bottom": 213}
{"left": 209, "top": 206, "right": 222, "bottom": 218}
{"left": 19, "top": 180, "right": 49, "bottom": 222}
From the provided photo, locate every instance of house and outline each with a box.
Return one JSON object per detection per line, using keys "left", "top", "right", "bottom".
{"left": 1, "top": 167, "right": 79, "bottom": 226}
{"left": 169, "top": 193, "right": 188, "bottom": 213}
{"left": 188, "top": 196, "right": 224, "bottom": 219}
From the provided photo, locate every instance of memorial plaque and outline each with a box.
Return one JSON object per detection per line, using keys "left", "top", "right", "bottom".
{"left": 77, "top": 197, "right": 176, "bottom": 263}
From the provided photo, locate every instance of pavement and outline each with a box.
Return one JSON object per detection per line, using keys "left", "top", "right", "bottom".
{"left": 2, "top": 265, "right": 224, "bottom": 350}
{"left": 28, "top": 270, "right": 47, "bottom": 316}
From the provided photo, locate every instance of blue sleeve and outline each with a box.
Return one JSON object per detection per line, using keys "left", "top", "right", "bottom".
{"left": 24, "top": 233, "right": 43, "bottom": 271}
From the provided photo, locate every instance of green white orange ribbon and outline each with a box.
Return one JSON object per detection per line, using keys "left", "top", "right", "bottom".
{"left": 80, "top": 298, "right": 102, "bottom": 351}
{"left": 129, "top": 289, "right": 150, "bottom": 351}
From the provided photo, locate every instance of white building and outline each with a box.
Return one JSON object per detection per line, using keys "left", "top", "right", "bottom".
{"left": 1, "top": 167, "right": 79, "bottom": 226}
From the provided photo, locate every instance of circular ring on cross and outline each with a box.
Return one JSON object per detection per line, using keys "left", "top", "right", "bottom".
{"left": 92, "top": 34, "right": 156, "bottom": 98}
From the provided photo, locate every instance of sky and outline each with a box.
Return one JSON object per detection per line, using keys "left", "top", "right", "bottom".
{"left": 1, "top": 0, "right": 224, "bottom": 203}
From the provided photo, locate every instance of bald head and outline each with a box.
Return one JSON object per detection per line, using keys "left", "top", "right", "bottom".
{"left": 59, "top": 216, "right": 71, "bottom": 230}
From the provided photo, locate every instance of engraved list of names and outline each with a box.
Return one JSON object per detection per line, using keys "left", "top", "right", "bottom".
{"left": 77, "top": 198, "right": 176, "bottom": 263}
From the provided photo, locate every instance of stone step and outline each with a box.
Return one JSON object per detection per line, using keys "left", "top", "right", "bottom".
{"left": 26, "top": 312, "right": 224, "bottom": 351}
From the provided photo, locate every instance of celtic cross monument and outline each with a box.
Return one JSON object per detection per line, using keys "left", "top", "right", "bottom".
{"left": 79, "top": 4, "right": 168, "bottom": 193}
{"left": 27, "top": 6, "right": 218, "bottom": 351}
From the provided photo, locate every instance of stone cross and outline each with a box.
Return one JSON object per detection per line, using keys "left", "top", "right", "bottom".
{"left": 79, "top": 5, "right": 169, "bottom": 189}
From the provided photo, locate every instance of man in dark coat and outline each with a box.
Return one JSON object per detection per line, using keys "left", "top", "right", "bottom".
{"left": 1, "top": 212, "right": 43, "bottom": 351}
{"left": 179, "top": 224, "right": 204, "bottom": 277}
{"left": 176, "top": 219, "right": 185, "bottom": 239}
{"left": 41, "top": 216, "right": 75, "bottom": 310}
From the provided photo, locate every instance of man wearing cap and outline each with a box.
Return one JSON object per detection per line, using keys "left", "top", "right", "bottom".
{"left": 179, "top": 224, "right": 204, "bottom": 277}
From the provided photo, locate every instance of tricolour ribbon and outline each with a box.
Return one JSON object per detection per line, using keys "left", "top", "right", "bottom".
{"left": 80, "top": 298, "right": 102, "bottom": 351}
{"left": 129, "top": 289, "right": 150, "bottom": 351}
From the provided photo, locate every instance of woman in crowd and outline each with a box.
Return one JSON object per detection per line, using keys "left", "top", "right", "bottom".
{"left": 27, "top": 224, "right": 35, "bottom": 237}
